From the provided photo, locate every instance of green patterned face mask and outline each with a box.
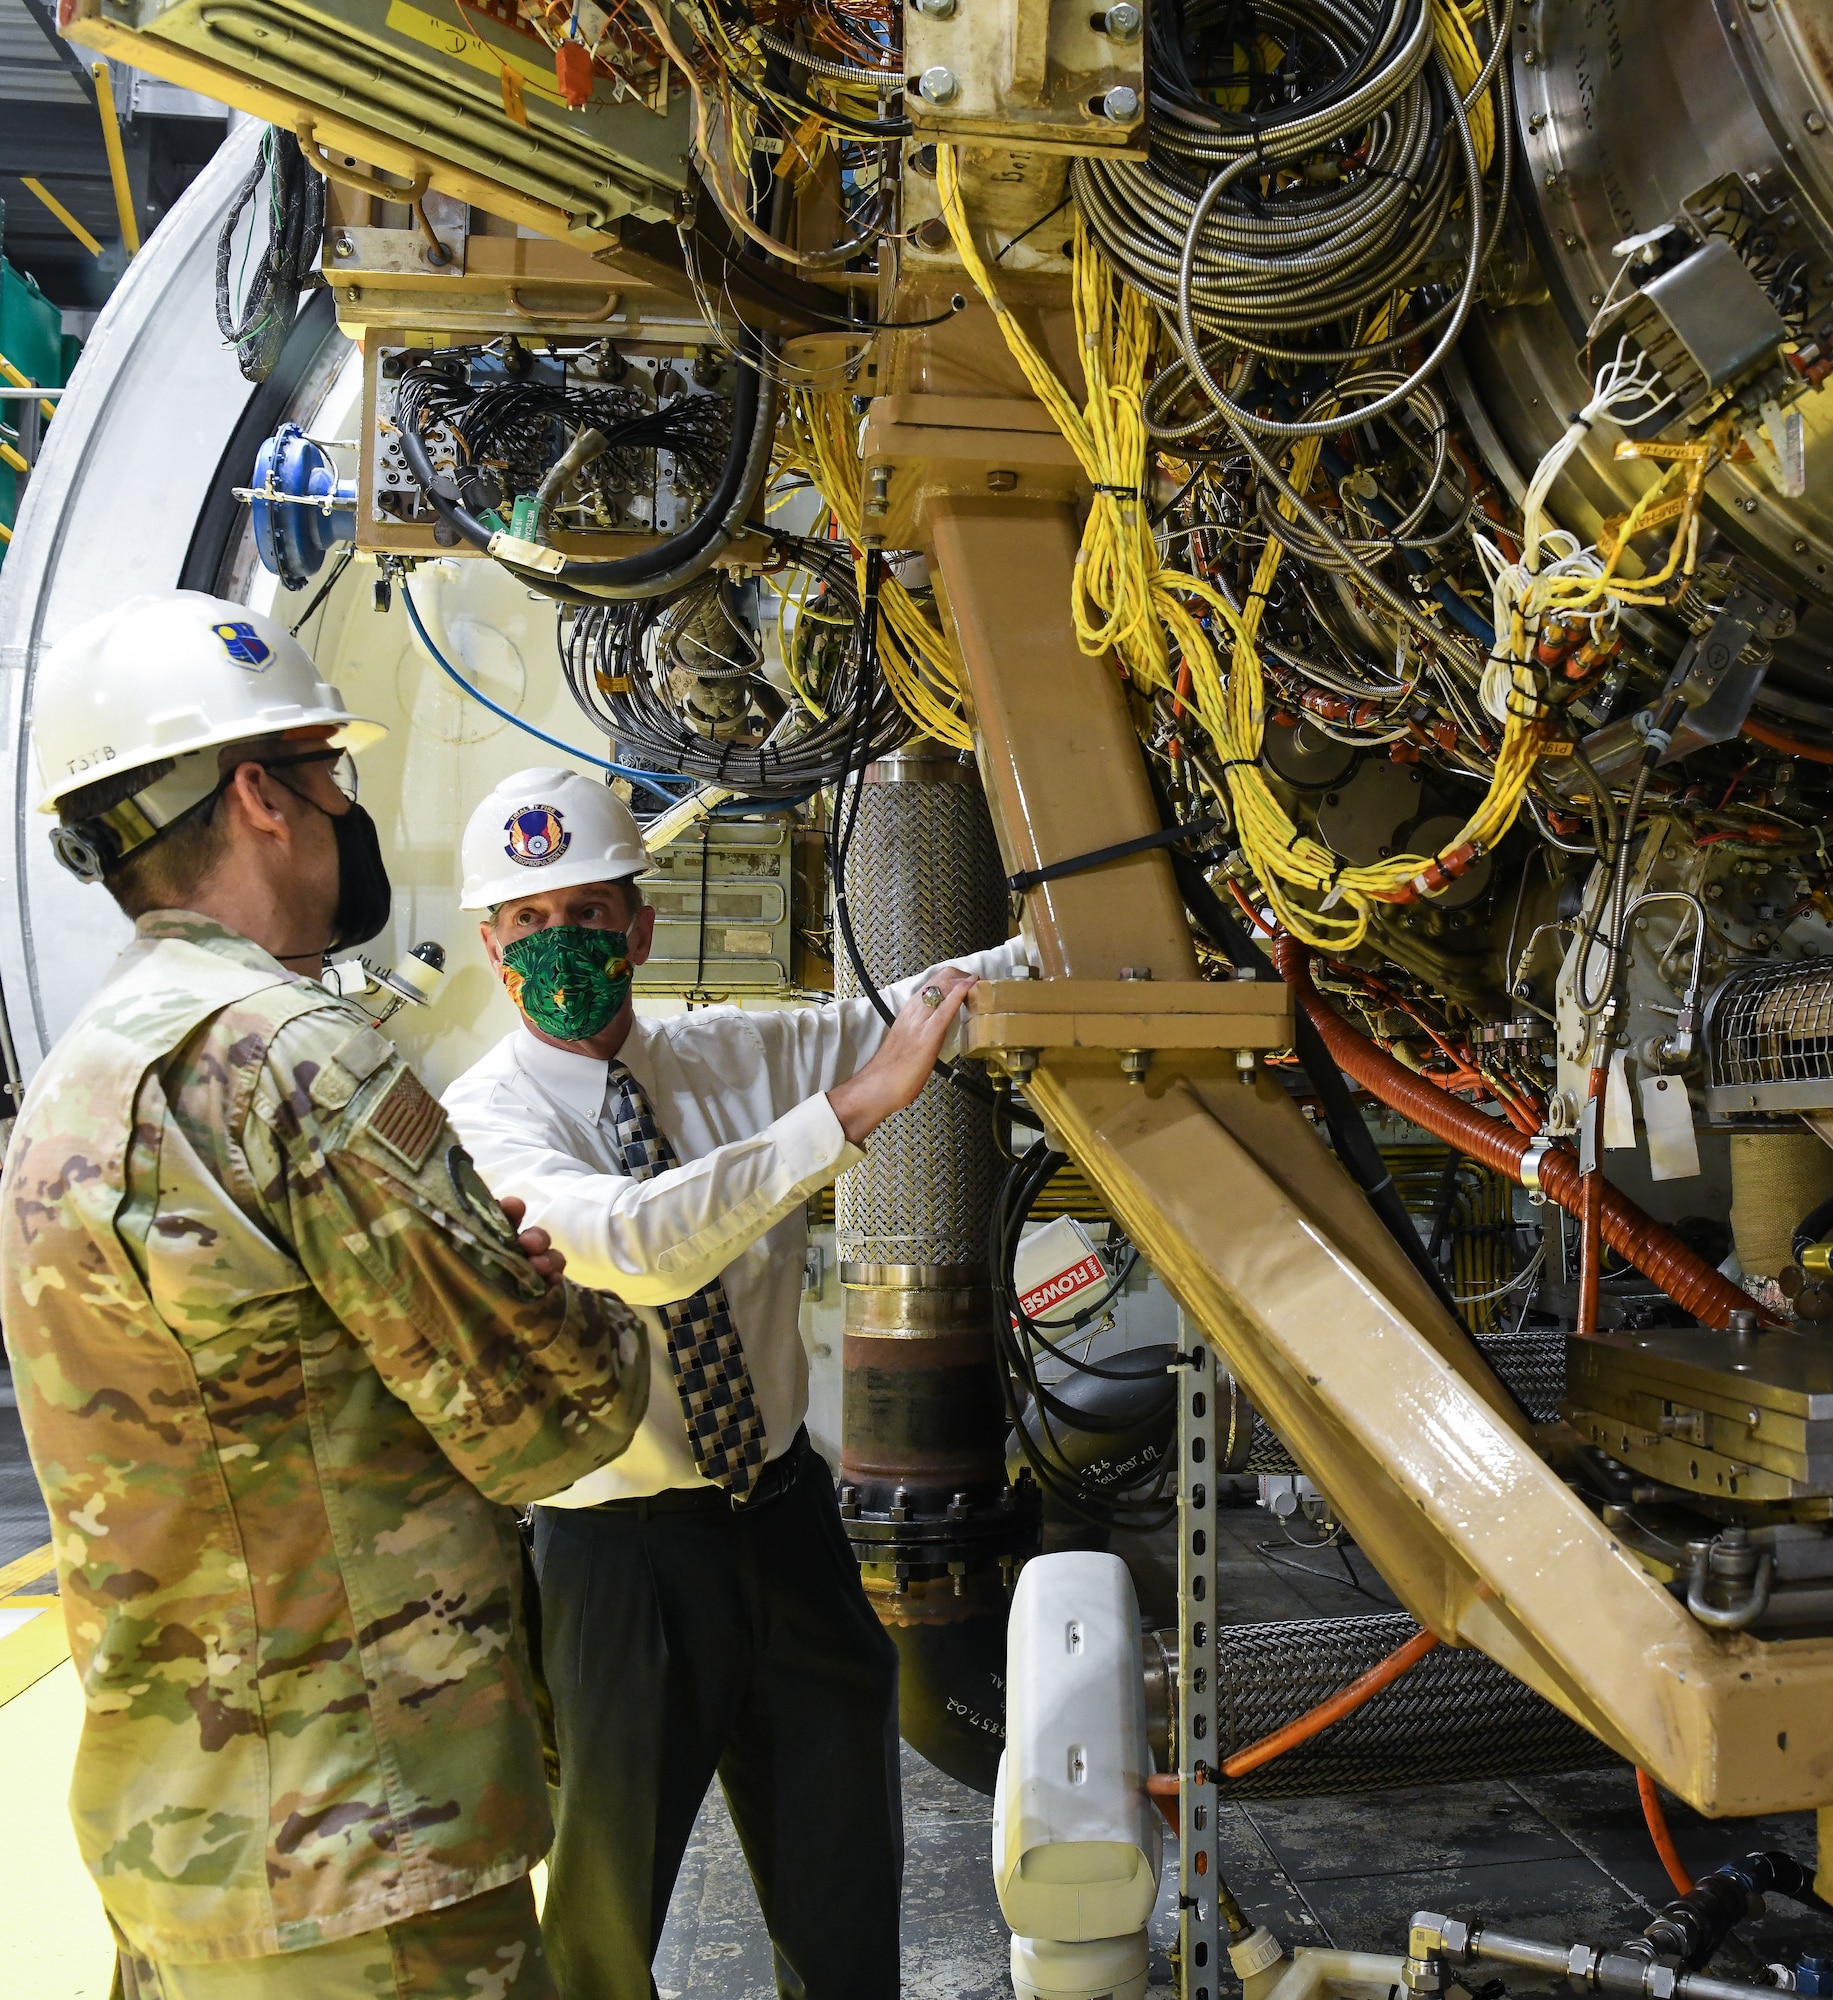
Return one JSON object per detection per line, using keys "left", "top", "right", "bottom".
{"left": 500, "top": 924, "right": 631, "bottom": 1041}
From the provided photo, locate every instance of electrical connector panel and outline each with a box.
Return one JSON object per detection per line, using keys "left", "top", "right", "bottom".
{"left": 360, "top": 333, "right": 741, "bottom": 559}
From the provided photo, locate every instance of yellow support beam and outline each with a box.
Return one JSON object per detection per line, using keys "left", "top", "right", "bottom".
{"left": 91, "top": 61, "right": 141, "bottom": 257}
{"left": 0, "top": 440, "right": 30, "bottom": 477}
{"left": 18, "top": 176, "right": 102, "bottom": 259}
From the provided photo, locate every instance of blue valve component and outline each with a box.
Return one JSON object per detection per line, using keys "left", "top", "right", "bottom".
{"left": 250, "top": 422, "right": 358, "bottom": 588}
{"left": 1799, "top": 1956, "right": 1833, "bottom": 1996}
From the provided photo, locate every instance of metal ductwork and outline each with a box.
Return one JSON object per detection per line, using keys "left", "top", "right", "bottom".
{"left": 834, "top": 745, "right": 1039, "bottom": 1794}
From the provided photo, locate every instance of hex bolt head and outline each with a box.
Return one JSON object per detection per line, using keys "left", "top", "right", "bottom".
{"left": 919, "top": 64, "right": 959, "bottom": 102}
{"left": 986, "top": 468, "right": 1018, "bottom": 491}
{"left": 1104, "top": 1, "right": 1142, "bottom": 35}
{"left": 912, "top": 0, "right": 958, "bottom": 16}
{"left": 332, "top": 233, "right": 355, "bottom": 258}
{"left": 1102, "top": 83, "right": 1141, "bottom": 121}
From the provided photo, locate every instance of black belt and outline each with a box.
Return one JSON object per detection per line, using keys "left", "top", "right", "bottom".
{"left": 583, "top": 1427, "right": 811, "bottom": 1517}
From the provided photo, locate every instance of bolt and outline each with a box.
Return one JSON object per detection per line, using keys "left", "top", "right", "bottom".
{"left": 1808, "top": 110, "right": 1828, "bottom": 135}
{"left": 333, "top": 233, "right": 355, "bottom": 258}
{"left": 912, "top": 0, "right": 958, "bottom": 14}
{"left": 1006, "top": 1047, "right": 1037, "bottom": 1081}
{"left": 867, "top": 465, "right": 890, "bottom": 517}
{"left": 919, "top": 64, "right": 958, "bottom": 101}
{"left": 1742, "top": 496, "right": 1760, "bottom": 512}
{"left": 1795, "top": 537, "right": 1810, "bottom": 553}
{"left": 1102, "top": 83, "right": 1141, "bottom": 120}
{"left": 1522, "top": 47, "right": 1537, "bottom": 64}
{"left": 986, "top": 468, "right": 1018, "bottom": 491}
{"left": 1236, "top": 1048, "right": 1257, "bottom": 1085}
{"left": 1103, "top": 1, "right": 1142, "bottom": 35}
{"left": 1121, "top": 1048, "right": 1150, "bottom": 1084}
{"left": 910, "top": 216, "right": 952, "bottom": 250}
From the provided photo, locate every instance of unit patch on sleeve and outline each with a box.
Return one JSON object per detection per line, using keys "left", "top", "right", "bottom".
{"left": 365, "top": 1067, "right": 446, "bottom": 1173}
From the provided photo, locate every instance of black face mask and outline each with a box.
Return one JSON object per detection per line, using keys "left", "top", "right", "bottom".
{"left": 326, "top": 801, "right": 393, "bottom": 950}
{"left": 266, "top": 764, "right": 393, "bottom": 953}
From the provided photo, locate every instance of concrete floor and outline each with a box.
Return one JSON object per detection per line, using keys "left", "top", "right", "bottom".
{"left": 3, "top": 1377, "right": 1825, "bottom": 1997}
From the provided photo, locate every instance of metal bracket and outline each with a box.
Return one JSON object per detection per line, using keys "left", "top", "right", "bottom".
{"left": 1177, "top": 1327, "right": 1222, "bottom": 2000}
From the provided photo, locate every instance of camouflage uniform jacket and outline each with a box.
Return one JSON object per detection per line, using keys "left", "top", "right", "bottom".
{"left": 0, "top": 912, "right": 650, "bottom": 1965}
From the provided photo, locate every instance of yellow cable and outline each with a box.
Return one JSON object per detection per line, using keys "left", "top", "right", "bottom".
{"left": 776, "top": 388, "right": 974, "bottom": 748}
{"left": 937, "top": 141, "right": 1546, "bottom": 949}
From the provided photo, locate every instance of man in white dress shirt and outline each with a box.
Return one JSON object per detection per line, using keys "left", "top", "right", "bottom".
{"left": 442, "top": 767, "right": 1028, "bottom": 2000}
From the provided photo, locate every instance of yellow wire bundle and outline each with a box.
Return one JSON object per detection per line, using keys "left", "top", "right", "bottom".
{"left": 936, "top": 106, "right": 1548, "bottom": 952}
{"left": 775, "top": 385, "right": 975, "bottom": 751}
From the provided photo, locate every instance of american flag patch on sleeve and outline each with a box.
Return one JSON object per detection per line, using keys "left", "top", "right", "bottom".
{"left": 366, "top": 1067, "right": 446, "bottom": 1173}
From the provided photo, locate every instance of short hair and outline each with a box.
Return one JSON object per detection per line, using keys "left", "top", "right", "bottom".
{"left": 488, "top": 875, "right": 647, "bottom": 928}
{"left": 63, "top": 732, "right": 301, "bottom": 922}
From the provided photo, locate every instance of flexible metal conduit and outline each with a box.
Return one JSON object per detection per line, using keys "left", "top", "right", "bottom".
{"left": 1274, "top": 938, "right": 1759, "bottom": 1331}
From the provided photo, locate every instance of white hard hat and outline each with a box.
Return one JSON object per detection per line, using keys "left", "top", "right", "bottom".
{"left": 33, "top": 590, "right": 384, "bottom": 816}
{"left": 461, "top": 766, "right": 649, "bottom": 910}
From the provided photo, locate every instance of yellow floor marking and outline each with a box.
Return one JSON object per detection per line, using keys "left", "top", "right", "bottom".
{"left": 0, "top": 1540, "right": 56, "bottom": 1598}
{"left": 0, "top": 1598, "right": 69, "bottom": 1706}
{"left": 0, "top": 1660, "right": 114, "bottom": 1998}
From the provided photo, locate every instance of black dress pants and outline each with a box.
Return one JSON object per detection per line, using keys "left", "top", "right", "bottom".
{"left": 531, "top": 1434, "right": 903, "bottom": 2000}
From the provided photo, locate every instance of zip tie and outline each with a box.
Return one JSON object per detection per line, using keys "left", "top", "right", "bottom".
{"left": 1007, "top": 816, "right": 1223, "bottom": 895}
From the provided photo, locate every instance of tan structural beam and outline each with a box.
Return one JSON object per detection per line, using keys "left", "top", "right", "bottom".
{"left": 928, "top": 479, "right": 1833, "bottom": 1816}
{"left": 928, "top": 497, "right": 1196, "bottom": 983}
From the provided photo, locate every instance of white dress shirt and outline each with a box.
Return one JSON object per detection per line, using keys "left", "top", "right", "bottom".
{"left": 442, "top": 937, "right": 1030, "bottom": 1504}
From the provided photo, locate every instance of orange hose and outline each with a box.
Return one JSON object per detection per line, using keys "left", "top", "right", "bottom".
{"left": 1222, "top": 1628, "right": 1440, "bottom": 1778}
{"left": 1145, "top": 1771, "right": 1181, "bottom": 1835}
{"left": 1275, "top": 939, "right": 1767, "bottom": 1331}
{"left": 1741, "top": 716, "right": 1833, "bottom": 767}
{"left": 1637, "top": 1768, "right": 1695, "bottom": 1896}
{"left": 1229, "top": 878, "right": 1277, "bottom": 937}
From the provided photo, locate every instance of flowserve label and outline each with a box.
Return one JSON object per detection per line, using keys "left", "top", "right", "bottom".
{"left": 1012, "top": 1216, "right": 1108, "bottom": 1324}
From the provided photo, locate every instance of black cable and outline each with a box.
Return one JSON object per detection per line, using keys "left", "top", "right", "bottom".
{"left": 215, "top": 128, "right": 324, "bottom": 385}
{"left": 393, "top": 331, "right": 776, "bottom": 600}
{"left": 829, "top": 547, "right": 896, "bottom": 1025}
{"left": 561, "top": 538, "right": 907, "bottom": 797}
{"left": 288, "top": 547, "right": 353, "bottom": 635}
{"left": 991, "top": 1140, "right": 1178, "bottom": 1532}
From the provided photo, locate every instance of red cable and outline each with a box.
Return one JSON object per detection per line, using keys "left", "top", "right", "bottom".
{"left": 1742, "top": 716, "right": 1833, "bottom": 767}
{"left": 1637, "top": 1768, "right": 1695, "bottom": 1896}
{"left": 1228, "top": 878, "right": 1277, "bottom": 937}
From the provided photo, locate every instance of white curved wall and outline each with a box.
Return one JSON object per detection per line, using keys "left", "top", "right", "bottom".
{"left": 0, "top": 130, "right": 632, "bottom": 1094}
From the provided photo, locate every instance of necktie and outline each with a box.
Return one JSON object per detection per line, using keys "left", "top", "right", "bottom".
{"left": 604, "top": 1057, "right": 768, "bottom": 1498}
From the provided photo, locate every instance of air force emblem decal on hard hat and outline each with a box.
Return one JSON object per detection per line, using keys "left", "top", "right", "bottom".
{"left": 505, "top": 803, "right": 571, "bottom": 867}
{"left": 212, "top": 620, "right": 273, "bottom": 669}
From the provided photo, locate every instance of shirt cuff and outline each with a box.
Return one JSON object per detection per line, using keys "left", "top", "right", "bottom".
{"left": 781, "top": 1089, "right": 865, "bottom": 1189}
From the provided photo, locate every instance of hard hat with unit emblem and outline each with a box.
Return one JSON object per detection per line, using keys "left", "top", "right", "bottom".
{"left": 34, "top": 590, "right": 383, "bottom": 814}
{"left": 461, "top": 766, "right": 648, "bottom": 909}
{"left": 32, "top": 590, "right": 386, "bottom": 883}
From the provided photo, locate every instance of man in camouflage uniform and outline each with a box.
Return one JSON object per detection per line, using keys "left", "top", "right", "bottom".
{"left": 2, "top": 592, "right": 651, "bottom": 1999}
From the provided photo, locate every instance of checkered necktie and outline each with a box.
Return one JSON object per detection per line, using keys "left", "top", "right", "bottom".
{"left": 604, "top": 1058, "right": 768, "bottom": 1499}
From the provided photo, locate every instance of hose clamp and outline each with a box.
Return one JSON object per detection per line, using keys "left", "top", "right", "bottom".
{"left": 1519, "top": 1136, "right": 1554, "bottom": 1198}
